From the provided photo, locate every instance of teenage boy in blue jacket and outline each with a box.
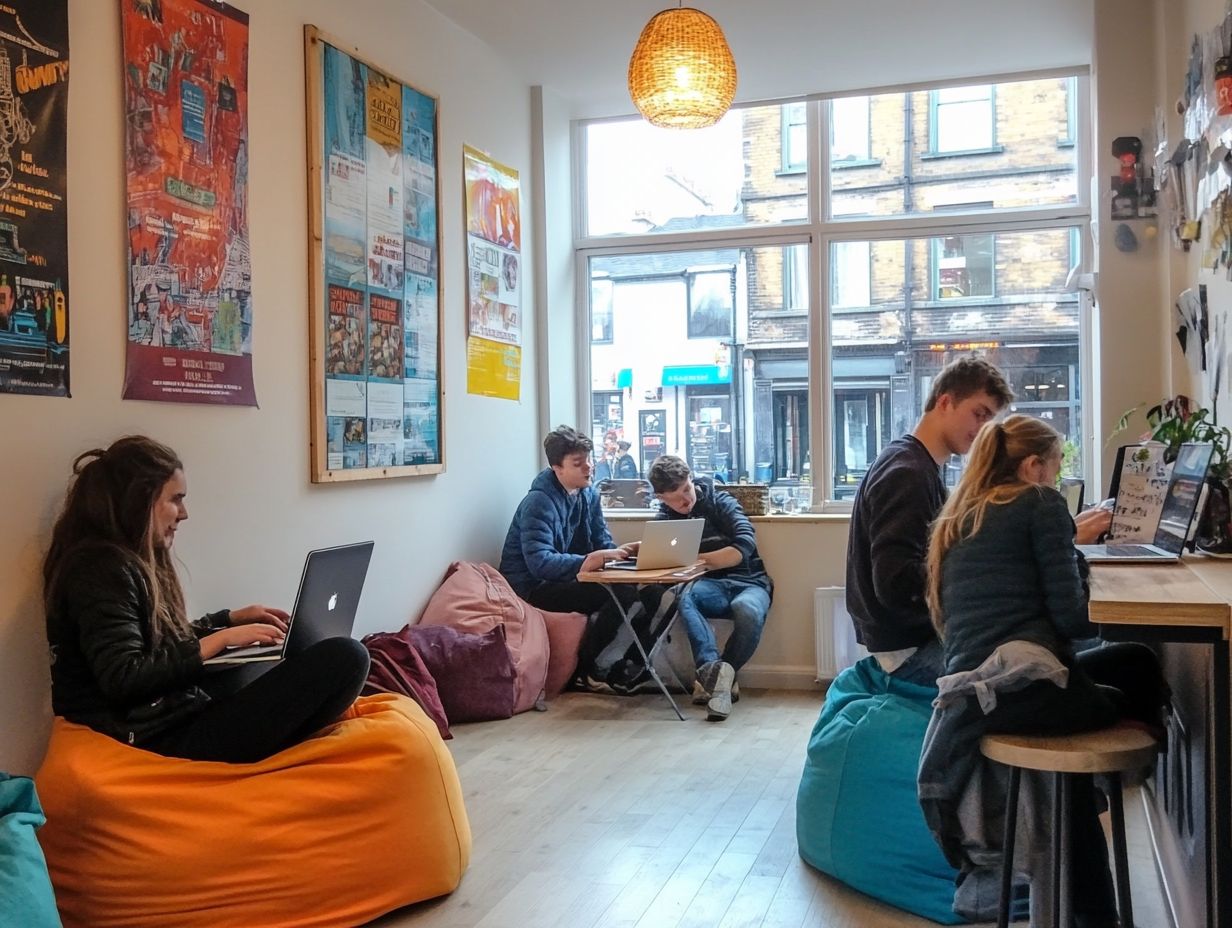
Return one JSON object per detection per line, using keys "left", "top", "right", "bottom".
{"left": 645, "top": 455, "right": 773, "bottom": 720}
{"left": 500, "top": 425, "right": 628, "bottom": 615}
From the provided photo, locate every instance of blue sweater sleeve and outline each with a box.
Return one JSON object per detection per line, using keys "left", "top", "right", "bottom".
{"left": 1030, "top": 489, "right": 1096, "bottom": 641}
{"left": 519, "top": 495, "right": 584, "bottom": 583}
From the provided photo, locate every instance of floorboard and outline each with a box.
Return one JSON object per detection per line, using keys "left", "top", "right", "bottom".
{"left": 368, "top": 689, "right": 1170, "bottom": 928}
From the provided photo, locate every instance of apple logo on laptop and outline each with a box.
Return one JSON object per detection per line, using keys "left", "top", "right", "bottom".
{"left": 669, "top": 538, "right": 677, "bottom": 547}
{"left": 327, "top": 593, "right": 338, "bottom": 611}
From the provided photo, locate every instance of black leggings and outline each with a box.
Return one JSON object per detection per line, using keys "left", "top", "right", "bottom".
{"left": 145, "top": 637, "right": 370, "bottom": 764}
{"left": 983, "top": 641, "right": 1169, "bottom": 922}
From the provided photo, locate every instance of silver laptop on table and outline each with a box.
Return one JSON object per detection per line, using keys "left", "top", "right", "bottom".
{"left": 204, "top": 541, "right": 374, "bottom": 665}
{"left": 603, "top": 518, "right": 704, "bottom": 571}
{"left": 1077, "top": 443, "right": 1212, "bottom": 563}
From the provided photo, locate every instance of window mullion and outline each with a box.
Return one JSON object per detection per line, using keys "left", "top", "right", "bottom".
{"left": 810, "top": 98, "right": 829, "bottom": 512}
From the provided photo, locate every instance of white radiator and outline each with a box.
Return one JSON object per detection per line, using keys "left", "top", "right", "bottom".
{"left": 814, "top": 586, "right": 868, "bottom": 680}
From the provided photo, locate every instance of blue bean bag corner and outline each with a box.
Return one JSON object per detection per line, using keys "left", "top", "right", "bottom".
{"left": 0, "top": 773, "right": 62, "bottom": 928}
{"left": 796, "top": 656, "right": 964, "bottom": 924}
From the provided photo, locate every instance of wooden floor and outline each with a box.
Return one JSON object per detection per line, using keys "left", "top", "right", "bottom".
{"left": 370, "top": 689, "right": 1171, "bottom": 928}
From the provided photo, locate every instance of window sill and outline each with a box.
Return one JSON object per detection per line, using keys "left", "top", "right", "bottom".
{"left": 921, "top": 145, "right": 1005, "bottom": 160}
{"left": 776, "top": 166, "right": 806, "bottom": 177}
{"left": 831, "top": 158, "right": 882, "bottom": 171}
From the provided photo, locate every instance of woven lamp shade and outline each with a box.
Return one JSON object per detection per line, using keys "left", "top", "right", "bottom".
{"left": 627, "top": 7, "right": 737, "bottom": 129}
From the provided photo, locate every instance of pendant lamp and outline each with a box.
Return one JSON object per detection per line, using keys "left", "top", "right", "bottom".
{"left": 627, "top": 5, "right": 737, "bottom": 129}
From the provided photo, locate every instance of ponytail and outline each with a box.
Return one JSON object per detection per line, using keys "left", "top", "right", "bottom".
{"left": 926, "top": 415, "right": 1062, "bottom": 636}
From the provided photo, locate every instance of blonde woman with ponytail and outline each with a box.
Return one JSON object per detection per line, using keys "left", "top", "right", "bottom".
{"left": 43, "top": 436, "right": 370, "bottom": 763}
{"left": 920, "top": 415, "right": 1170, "bottom": 926}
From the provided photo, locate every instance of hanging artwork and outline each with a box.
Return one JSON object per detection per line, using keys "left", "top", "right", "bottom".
{"left": 0, "top": 2, "right": 70, "bottom": 398}
{"left": 464, "top": 144, "right": 521, "bottom": 400}
{"left": 305, "top": 26, "right": 444, "bottom": 481}
{"left": 121, "top": 0, "right": 257, "bottom": 405}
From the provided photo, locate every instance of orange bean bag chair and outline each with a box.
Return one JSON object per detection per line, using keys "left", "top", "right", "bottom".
{"left": 35, "top": 694, "right": 470, "bottom": 928}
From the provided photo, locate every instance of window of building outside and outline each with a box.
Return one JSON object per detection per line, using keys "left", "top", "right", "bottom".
{"left": 782, "top": 101, "right": 806, "bottom": 172}
{"left": 688, "top": 269, "right": 735, "bottom": 339}
{"left": 591, "top": 276, "right": 613, "bottom": 343}
{"left": 578, "top": 72, "right": 1088, "bottom": 511}
{"left": 831, "top": 95, "right": 871, "bottom": 163}
{"left": 933, "top": 234, "right": 995, "bottom": 300}
{"left": 930, "top": 84, "right": 996, "bottom": 153}
{"left": 831, "top": 240, "right": 871, "bottom": 308}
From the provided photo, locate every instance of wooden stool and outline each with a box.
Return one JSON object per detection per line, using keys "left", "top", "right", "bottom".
{"left": 980, "top": 723, "right": 1160, "bottom": 928}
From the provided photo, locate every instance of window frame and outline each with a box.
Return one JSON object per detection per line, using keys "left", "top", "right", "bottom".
{"left": 573, "top": 70, "right": 1092, "bottom": 512}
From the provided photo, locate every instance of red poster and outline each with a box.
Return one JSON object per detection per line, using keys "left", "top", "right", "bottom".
{"left": 121, "top": 0, "right": 256, "bottom": 405}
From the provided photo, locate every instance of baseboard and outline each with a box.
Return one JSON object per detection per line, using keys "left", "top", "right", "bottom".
{"left": 736, "top": 665, "right": 826, "bottom": 691}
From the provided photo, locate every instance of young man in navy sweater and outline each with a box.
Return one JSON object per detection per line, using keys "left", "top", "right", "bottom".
{"left": 845, "top": 358, "right": 1015, "bottom": 686}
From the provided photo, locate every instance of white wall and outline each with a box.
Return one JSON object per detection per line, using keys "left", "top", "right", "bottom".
{"left": 0, "top": 0, "right": 540, "bottom": 775}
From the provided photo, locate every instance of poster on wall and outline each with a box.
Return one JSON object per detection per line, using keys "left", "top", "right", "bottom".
{"left": 0, "top": 2, "right": 70, "bottom": 398}
{"left": 120, "top": 0, "right": 257, "bottom": 405}
{"left": 463, "top": 144, "right": 521, "bottom": 400}
{"left": 305, "top": 25, "right": 444, "bottom": 482}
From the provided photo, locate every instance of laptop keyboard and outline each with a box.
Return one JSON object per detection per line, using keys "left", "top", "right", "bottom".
{"left": 1102, "top": 544, "right": 1164, "bottom": 557}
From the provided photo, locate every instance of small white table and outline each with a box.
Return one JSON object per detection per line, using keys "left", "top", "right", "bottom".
{"left": 577, "top": 562, "right": 710, "bottom": 720}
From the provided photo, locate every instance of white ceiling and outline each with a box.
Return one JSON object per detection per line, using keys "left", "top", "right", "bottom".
{"left": 423, "top": 0, "right": 1094, "bottom": 119}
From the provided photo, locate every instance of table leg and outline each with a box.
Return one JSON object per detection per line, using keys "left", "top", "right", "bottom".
{"left": 600, "top": 583, "right": 686, "bottom": 721}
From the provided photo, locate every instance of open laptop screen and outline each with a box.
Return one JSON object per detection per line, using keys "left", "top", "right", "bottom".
{"left": 1153, "top": 444, "right": 1213, "bottom": 554}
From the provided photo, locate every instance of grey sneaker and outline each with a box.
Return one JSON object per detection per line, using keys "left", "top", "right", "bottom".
{"left": 693, "top": 662, "right": 741, "bottom": 706}
{"left": 706, "top": 661, "right": 736, "bottom": 721}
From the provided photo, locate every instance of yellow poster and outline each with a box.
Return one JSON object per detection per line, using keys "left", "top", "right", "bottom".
{"left": 467, "top": 336, "right": 521, "bottom": 400}
{"left": 464, "top": 144, "right": 521, "bottom": 399}
{"left": 365, "top": 71, "right": 401, "bottom": 150}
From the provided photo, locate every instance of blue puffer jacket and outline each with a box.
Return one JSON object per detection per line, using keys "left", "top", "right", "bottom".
{"left": 499, "top": 468, "right": 615, "bottom": 598}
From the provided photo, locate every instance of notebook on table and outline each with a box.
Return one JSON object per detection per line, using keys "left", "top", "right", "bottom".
{"left": 203, "top": 541, "right": 374, "bottom": 665}
{"left": 1077, "top": 443, "right": 1212, "bottom": 563}
{"left": 602, "top": 518, "right": 704, "bottom": 572}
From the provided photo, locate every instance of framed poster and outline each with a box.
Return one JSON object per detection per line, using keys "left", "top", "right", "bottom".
{"left": 305, "top": 26, "right": 444, "bottom": 481}
{"left": 0, "top": 2, "right": 70, "bottom": 398}
{"left": 121, "top": 0, "right": 257, "bottom": 405}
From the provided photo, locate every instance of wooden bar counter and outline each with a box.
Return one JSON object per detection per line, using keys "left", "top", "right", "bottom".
{"left": 1089, "top": 559, "right": 1231, "bottom": 928}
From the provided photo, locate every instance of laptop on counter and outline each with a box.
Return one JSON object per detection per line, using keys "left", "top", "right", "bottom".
{"left": 1077, "top": 443, "right": 1212, "bottom": 563}
{"left": 603, "top": 518, "right": 704, "bottom": 572}
{"left": 204, "top": 541, "right": 374, "bottom": 665}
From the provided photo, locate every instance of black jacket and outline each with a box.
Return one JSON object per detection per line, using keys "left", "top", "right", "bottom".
{"left": 657, "top": 477, "right": 772, "bottom": 594}
{"left": 845, "top": 435, "right": 945, "bottom": 652}
{"left": 46, "top": 543, "right": 230, "bottom": 745}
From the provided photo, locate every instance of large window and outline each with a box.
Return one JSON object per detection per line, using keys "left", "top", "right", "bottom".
{"left": 578, "top": 72, "right": 1089, "bottom": 510}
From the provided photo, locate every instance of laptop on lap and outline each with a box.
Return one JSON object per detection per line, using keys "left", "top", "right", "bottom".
{"left": 204, "top": 541, "right": 374, "bottom": 665}
{"left": 603, "top": 519, "right": 704, "bottom": 571}
{"left": 1077, "top": 443, "right": 1212, "bottom": 563}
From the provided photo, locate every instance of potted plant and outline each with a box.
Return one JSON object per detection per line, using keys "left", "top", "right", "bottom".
{"left": 1119, "top": 395, "right": 1232, "bottom": 553}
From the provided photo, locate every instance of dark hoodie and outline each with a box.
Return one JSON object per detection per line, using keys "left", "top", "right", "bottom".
{"left": 656, "top": 477, "right": 772, "bottom": 593}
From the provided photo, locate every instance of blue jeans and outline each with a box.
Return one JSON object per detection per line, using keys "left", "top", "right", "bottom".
{"left": 889, "top": 637, "right": 945, "bottom": 686}
{"left": 675, "top": 577, "right": 771, "bottom": 671}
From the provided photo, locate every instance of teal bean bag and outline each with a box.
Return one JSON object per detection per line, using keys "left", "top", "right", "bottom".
{"left": 0, "top": 773, "right": 61, "bottom": 928}
{"left": 796, "top": 657, "right": 963, "bottom": 924}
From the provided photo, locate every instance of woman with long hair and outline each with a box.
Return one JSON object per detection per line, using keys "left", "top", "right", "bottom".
{"left": 43, "top": 436, "right": 369, "bottom": 763}
{"left": 923, "top": 415, "right": 1168, "bottom": 927}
